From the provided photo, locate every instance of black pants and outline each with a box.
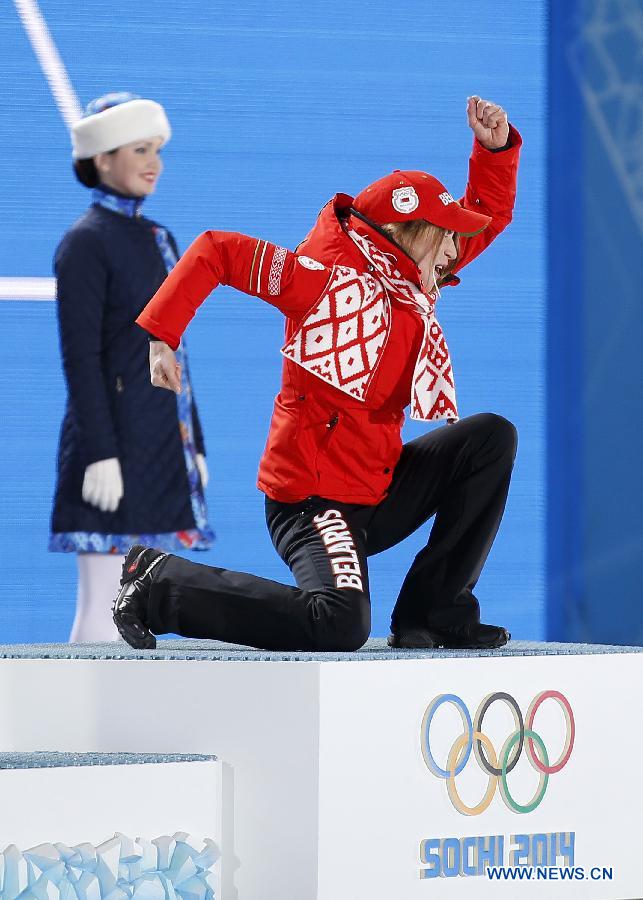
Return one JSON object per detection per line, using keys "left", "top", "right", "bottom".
{"left": 147, "top": 413, "right": 517, "bottom": 651}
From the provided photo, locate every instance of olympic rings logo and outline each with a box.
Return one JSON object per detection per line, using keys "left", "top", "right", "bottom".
{"left": 420, "top": 691, "right": 575, "bottom": 816}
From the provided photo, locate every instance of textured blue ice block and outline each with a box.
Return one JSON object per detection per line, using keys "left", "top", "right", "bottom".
{"left": 128, "top": 874, "right": 164, "bottom": 900}
{"left": 3, "top": 845, "right": 29, "bottom": 897}
{"left": 152, "top": 838, "right": 176, "bottom": 873}
{"left": 92, "top": 836, "right": 121, "bottom": 893}
{"left": 136, "top": 838, "right": 158, "bottom": 875}
{"left": 0, "top": 835, "right": 218, "bottom": 900}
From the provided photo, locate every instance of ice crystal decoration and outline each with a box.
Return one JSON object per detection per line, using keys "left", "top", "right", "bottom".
{"left": 0, "top": 832, "right": 218, "bottom": 899}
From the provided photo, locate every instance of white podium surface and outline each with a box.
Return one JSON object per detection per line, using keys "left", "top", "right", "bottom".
{"left": 0, "top": 640, "right": 640, "bottom": 900}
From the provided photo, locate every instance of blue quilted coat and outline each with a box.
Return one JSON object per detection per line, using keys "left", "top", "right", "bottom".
{"left": 49, "top": 190, "right": 214, "bottom": 553}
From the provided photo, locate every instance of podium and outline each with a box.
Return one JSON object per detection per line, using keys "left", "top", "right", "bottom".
{"left": 0, "top": 639, "right": 640, "bottom": 899}
{"left": 0, "top": 751, "right": 221, "bottom": 898}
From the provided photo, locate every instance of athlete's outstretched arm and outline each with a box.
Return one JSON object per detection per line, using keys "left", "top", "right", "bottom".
{"left": 137, "top": 231, "right": 333, "bottom": 393}
{"left": 450, "top": 96, "right": 522, "bottom": 275}
{"left": 137, "top": 231, "right": 331, "bottom": 348}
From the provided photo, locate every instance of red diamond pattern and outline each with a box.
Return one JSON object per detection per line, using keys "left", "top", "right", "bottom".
{"left": 281, "top": 232, "right": 458, "bottom": 421}
{"left": 282, "top": 266, "right": 389, "bottom": 398}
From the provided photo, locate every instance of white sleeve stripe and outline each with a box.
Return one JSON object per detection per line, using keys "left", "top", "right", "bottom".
{"left": 255, "top": 241, "right": 268, "bottom": 293}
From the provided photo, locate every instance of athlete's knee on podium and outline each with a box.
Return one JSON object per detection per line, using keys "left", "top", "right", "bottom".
{"left": 313, "top": 589, "right": 371, "bottom": 652}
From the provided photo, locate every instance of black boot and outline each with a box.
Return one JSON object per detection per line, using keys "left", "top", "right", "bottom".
{"left": 388, "top": 622, "right": 509, "bottom": 650}
{"left": 387, "top": 629, "right": 435, "bottom": 649}
{"left": 113, "top": 545, "right": 167, "bottom": 649}
{"left": 429, "top": 622, "right": 510, "bottom": 649}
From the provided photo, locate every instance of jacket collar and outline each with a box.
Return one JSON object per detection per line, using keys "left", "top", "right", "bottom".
{"left": 299, "top": 193, "right": 424, "bottom": 288}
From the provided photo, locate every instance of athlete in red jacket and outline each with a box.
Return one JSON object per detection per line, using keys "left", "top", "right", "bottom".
{"left": 114, "top": 96, "right": 522, "bottom": 652}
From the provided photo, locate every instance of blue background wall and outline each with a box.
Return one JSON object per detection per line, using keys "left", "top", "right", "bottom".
{"left": 0, "top": 0, "right": 546, "bottom": 642}
{"left": 548, "top": 0, "right": 643, "bottom": 645}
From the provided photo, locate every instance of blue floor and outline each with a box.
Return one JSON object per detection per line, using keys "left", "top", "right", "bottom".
{"left": 0, "top": 638, "right": 640, "bottom": 662}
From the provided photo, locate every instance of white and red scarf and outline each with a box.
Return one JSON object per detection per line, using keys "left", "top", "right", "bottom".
{"left": 281, "top": 229, "right": 458, "bottom": 421}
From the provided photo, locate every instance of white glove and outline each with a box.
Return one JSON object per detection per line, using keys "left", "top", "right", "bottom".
{"left": 82, "top": 457, "right": 124, "bottom": 512}
{"left": 196, "top": 453, "right": 209, "bottom": 488}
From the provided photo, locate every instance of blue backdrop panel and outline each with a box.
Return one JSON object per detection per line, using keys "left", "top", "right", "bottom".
{"left": 0, "top": 0, "right": 546, "bottom": 642}
{"left": 548, "top": 0, "right": 643, "bottom": 645}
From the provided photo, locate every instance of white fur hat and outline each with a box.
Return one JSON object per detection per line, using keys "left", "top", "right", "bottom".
{"left": 72, "top": 95, "right": 171, "bottom": 159}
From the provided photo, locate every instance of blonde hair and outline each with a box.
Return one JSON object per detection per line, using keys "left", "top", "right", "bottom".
{"left": 380, "top": 220, "right": 458, "bottom": 287}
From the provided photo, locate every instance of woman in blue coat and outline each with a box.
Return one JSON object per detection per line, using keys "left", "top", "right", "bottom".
{"left": 50, "top": 92, "right": 214, "bottom": 641}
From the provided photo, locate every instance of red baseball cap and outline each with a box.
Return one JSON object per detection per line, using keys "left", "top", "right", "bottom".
{"left": 352, "top": 170, "right": 491, "bottom": 236}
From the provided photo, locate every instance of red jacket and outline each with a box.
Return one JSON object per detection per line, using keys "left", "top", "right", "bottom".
{"left": 137, "top": 127, "right": 521, "bottom": 505}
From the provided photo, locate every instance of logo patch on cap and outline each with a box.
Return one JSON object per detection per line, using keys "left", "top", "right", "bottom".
{"left": 392, "top": 186, "right": 419, "bottom": 214}
{"left": 439, "top": 191, "right": 455, "bottom": 206}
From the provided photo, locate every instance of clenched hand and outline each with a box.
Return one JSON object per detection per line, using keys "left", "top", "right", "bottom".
{"left": 467, "top": 96, "right": 509, "bottom": 150}
{"left": 149, "top": 340, "right": 182, "bottom": 393}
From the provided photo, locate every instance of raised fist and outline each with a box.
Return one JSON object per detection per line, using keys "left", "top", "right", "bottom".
{"left": 467, "top": 96, "right": 509, "bottom": 150}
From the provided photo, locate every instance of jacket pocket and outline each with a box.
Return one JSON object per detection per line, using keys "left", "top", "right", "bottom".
{"left": 313, "top": 411, "right": 340, "bottom": 479}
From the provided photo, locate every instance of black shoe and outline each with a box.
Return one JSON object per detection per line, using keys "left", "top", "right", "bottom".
{"left": 428, "top": 622, "right": 510, "bottom": 649}
{"left": 112, "top": 545, "right": 167, "bottom": 649}
{"left": 387, "top": 629, "right": 436, "bottom": 649}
